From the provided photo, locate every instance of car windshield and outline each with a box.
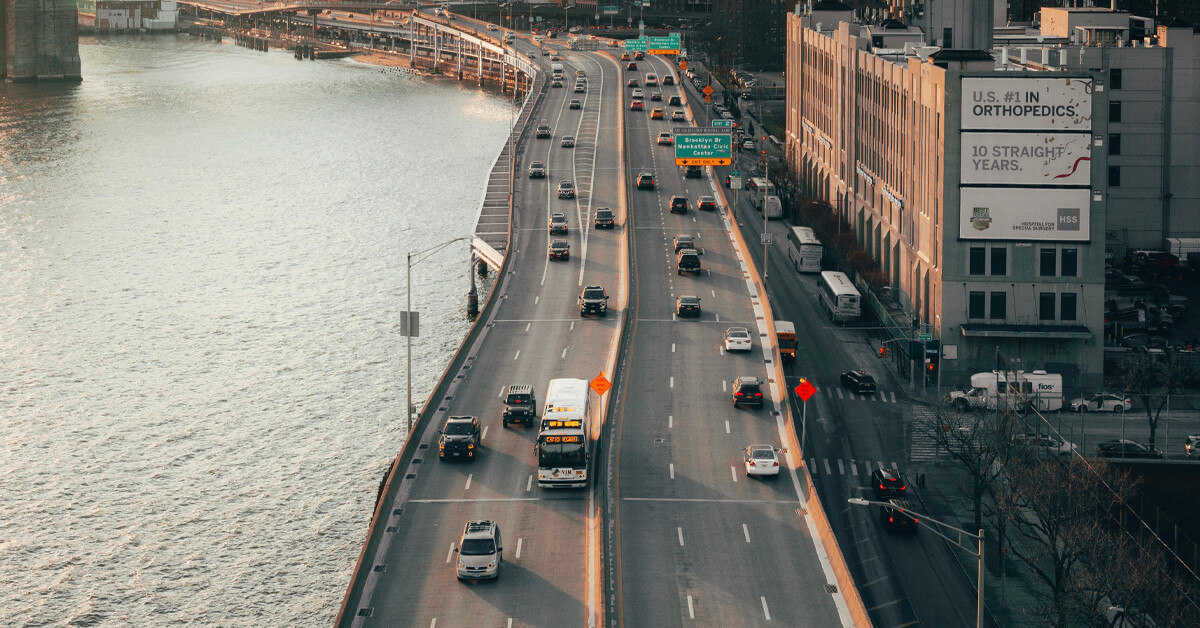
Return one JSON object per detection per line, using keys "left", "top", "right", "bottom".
{"left": 459, "top": 538, "right": 496, "bottom": 555}
{"left": 728, "top": 329, "right": 749, "bottom": 339}
{"left": 597, "top": 209, "right": 612, "bottom": 217}
{"left": 507, "top": 394, "right": 530, "bottom": 404}
{"left": 680, "top": 297, "right": 699, "bottom": 305}
{"left": 444, "top": 422, "right": 473, "bottom": 435}
{"left": 552, "top": 216, "right": 566, "bottom": 223}
{"left": 584, "top": 289, "right": 605, "bottom": 299}
{"left": 539, "top": 442, "right": 587, "bottom": 467}
{"left": 751, "top": 449, "right": 774, "bottom": 459}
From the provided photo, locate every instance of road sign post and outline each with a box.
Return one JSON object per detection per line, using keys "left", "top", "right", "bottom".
{"left": 794, "top": 379, "right": 816, "bottom": 454}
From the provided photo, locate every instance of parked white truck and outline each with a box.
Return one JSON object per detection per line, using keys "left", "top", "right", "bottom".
{"left": 948, "top": 370, "right": 1064, "bottom": 412}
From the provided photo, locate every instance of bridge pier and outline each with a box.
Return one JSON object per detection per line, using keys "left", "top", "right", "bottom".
{"left": 2, "top": 0, "right": 81, "bottom": 81}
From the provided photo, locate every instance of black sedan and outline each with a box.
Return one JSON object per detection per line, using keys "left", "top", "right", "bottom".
{"left": 840, "top": 370, "right": 877, "bottom": 394}
{"left": 1096, "top": 439, "right": 1164, "bottom": 459}
{"left": 675, "top": 295, "right": 701, "bottom": 317}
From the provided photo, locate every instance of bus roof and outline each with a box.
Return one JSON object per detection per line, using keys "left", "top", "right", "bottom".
{"left": 819, "top": 271, "right": 860, "bottom": 297}
{"left": 789, "top": 226, "right": 821, "bottom": 246}
{"left": 775, "top": 320, "right": 796, "bottom": 335}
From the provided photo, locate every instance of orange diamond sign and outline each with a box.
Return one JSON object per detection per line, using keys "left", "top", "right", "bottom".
{"left": 794, "top": 378, "right": 816, "bottom": 402}
{"left": 680, "top": 60, "right": 688, "bottom": 71}
{"left": 590, "top": 373, "right": 612, "bottom": 396}
{"left": 702, "top": 85, "right": 714, "bottom": 96}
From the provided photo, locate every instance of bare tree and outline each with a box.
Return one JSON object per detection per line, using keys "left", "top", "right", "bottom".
{"left": 1111, "top": 352, "right": 1196, "bottom": 450}
{"left": 915, "top": 405, "right": 1018, "bottom": 533}
{"left": 1003, "top": 457, "right": 1135, "bottom": 627}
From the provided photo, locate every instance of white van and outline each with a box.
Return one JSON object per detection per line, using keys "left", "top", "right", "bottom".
{"left": 949, "top": 370, "right": 1064, "bottom": 412}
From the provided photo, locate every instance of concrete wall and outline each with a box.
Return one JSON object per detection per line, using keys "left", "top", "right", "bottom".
{"left": 3, "top": 0, "right": 82, "bottom": 81}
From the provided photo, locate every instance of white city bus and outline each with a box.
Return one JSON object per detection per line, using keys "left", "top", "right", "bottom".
{"left": 536, "top": 378, "right": 591, "bottom": 488}
{"left": 817, "top": 270, "right": 861, "bottom": 323}
{"left": 786, "top": 226, "right": 823, "bottom": 273}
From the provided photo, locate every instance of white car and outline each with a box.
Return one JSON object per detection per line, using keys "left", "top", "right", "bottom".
{"left": 486, "top": 23, "right": 498, "bottom": 31}
{"left": 1067, "top": 393, "right": 1131, "bottom": 413}
{"left": 743, "top": 444, "right": 781, "bottom": 477}
{"left": 1013, "top": 433, "right": 1077, "bottom": 456}
{"left": 561, "top": 135, "right": 575, "bottom": 148}
{"left": 632, "top": 88, "right": 644, "bottom": 99}
{"left": 724, "top": 327, "right": 752, "bottom": 352}
{"left": 657, "top": 132, "right": 673, "bottom": 146}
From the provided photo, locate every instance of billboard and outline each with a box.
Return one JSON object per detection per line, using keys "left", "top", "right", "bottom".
{"left": 961, "top": 77, "right": 1092, "bottom": 131}
{"left": 960, "top": 132, "right": 1092, "bottom": 186}
{"left": 959, "top": 187, "right": 1090, "bottom": 241}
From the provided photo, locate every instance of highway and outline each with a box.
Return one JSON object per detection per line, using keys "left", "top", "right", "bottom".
{"left": 348, "top": 32, "right": 623, "bottom": 626}
{"left": 608, "top": 53, "right": 850, "bottom": 625}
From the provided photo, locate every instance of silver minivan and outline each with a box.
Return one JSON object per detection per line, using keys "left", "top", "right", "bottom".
{"left": 454, "top": 520, "right": 503, "bottom": 580}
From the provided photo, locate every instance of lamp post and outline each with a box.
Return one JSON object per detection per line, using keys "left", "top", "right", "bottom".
{"left": 848, "top": 498, "right": 985, "bottom": 628}
{"left": 404, "top": 236, "right": 470, "bottom": 434}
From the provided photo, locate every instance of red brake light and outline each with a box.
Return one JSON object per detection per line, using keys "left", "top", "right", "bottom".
{"left": 755, "top": 392, "right": 762, "bottom": 397}
{"left": 772, "top": 461, "right": 779, "bottom": 467}
{"left": 748, "top": 460, "right": 756, "bottom": 466}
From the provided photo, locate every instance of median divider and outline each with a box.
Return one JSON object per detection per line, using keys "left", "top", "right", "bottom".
{"left": 334, "top": 64, "right": 548, "bottom": 628}
{"left": 691, "top": 80, "right": 872, "bottom": 627}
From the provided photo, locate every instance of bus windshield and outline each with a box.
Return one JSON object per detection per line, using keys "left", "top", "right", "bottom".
{"left": 538, "top": 442, "right": 587, "bottom": 468}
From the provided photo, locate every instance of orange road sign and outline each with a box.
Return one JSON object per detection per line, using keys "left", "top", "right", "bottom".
{"left": 590, "top": 373, "right": 612, "bottom": 396}
{"left": 702, "top": 85, "right": 714, "bottom": 96}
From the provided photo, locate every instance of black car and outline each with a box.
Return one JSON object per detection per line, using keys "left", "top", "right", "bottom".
{"left": 840, "top": 370, "right": 877, "bottom": 394}
{"left": 684, "top": 165, "right": 702, "bottom": 178}
{"left": 871, "top": 468, "right": 906, "bottom": 499}
{"left": 650, "top": 91, "right": 663, "bottom": 101}
{"left": 668, "top": 95, "right": 683, "bottom": 106}
{"left": 548, "top": 239, "right": 570, "bottom": 260}
{"left": 669, "top": 195, "right": 688, "bottom": 213}
{"left": 697, "top": 196, "right": 718, "bottom": 212}
{"left": 732, "top": 377, "right": 764, "bottom": 408}
{"left": 502, "top": 384, "right": 536, "bottom": 427}
{"left": 579, "top": 285, "right": 609, "bottom": 317}
{"left": 1096, "top": 439, "right": 1164, "bottom": 459}
{"left": 626, "top": 62, "right": 638, "bottom": 71}
{"left": 594, "top": 207, "right": 615, "bottom": 229}
{"left": 636, "top": 172, "right": 656, "bottom": 190}
{"left": 634, "top": 51, "right": 644, "bottom": 60}
{"left": 675, "top": 295, "right": 701, "bottom": 317}
{"left": 673, "top": 234, "right": 696, "bottom": 253}
{"left": 439, "top": 415, "right": 481, "bottom": 460}
{"left": 676, "top": 250, "right": 701, "bottom": 275}
{"left": 662, "top": 75, "right": 674, "bottom": 85}
{"left": 880, "top": 498, "right": 918, "bottom": 533}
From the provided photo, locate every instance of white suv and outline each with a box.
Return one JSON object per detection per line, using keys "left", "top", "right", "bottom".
{"left": 454, "top": 520, "right": 503, "bottom": 580}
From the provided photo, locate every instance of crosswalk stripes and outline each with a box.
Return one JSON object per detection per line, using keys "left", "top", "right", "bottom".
{"left": 909, "top": 406, "right": 940, "bottom": 462}
{"left": 822, "top": 386, "right": 898, "bottom": 403}
{"left": 808, "top": 458, "right": 902, "bottom": 477}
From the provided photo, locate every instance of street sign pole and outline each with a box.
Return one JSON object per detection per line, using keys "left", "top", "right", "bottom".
{"left": 794, "top": 379, "right": 816, "bottom": 455}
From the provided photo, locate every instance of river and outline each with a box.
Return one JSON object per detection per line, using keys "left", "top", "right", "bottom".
{"left": 0, "top": 34, "right": 512, "bottom": 626}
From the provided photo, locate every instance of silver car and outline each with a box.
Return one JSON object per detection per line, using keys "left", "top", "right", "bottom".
{"left": 454, "top": 520, "right": 503, "bottom": 580}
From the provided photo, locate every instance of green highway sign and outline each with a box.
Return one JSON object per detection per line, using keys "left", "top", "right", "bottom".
{"left": 602, "top": 5, "right": 619, "bottom": 15}
{"left": 711, "top": 119, "right": 732, "bottom": 127}
{"left": 647, "top": 33, "right": 681, "bottom": 54}
{"left": 675, "top": 133, "right": 731, "bottom": 166}
{"left": 731, "top": 170, "right": 740, "bottom": 177}
{"left": 624, "top": 37, "right": 647, "bottom": 51}
{"left": 917, "top": 333, "right": 933, "bottom": 342}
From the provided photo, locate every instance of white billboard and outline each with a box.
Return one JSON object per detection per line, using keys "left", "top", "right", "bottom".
{"left": 961, "top": 77, "right": 1092, "bottom": 131}
{"left": 960, "top": 132, "right": 1092, "bottom": 186}
{"left": 959, "top": 187, "right": 1091, "bottom": 241}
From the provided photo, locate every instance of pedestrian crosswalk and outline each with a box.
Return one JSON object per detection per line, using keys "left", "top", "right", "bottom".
{"left": 807, "top": 458, "right": 903, "bottom": 477}
{"left": 909, "top": 406, "right": 940, "bottom": 462}
{"left": 829, "top": 388, "right": 898, "bottom": 403}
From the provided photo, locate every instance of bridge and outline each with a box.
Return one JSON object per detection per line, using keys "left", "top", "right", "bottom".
{"left": 1, "top": 0, "right": 81, "bottom": 81}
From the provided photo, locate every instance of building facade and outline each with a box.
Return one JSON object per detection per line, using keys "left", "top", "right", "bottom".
{"left": 785, "top": 6, "right": 1110, "bottom": 387}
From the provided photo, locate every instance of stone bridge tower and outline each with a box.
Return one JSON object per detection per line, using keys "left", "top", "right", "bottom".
{"left": 2, "top": 0, "right": 82, "bottom": 81}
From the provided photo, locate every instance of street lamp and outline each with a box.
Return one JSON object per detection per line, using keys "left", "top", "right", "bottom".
{"left": 847, "top": 498, "right": 985, "bottom": 628}
{"left": 403, "top": 236, "right": 470, "bottom": 434}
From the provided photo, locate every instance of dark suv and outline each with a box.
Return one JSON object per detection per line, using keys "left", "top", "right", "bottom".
{"left": 840, "top": 370, "right": 877, "bottom": 394}
{"left": 502, "top": 384, "right": 537, "bottom": 427}
{"left": 880, "top": 499, "right": 918, "bottom": 533}
{"left": 579, "top": 285, "right": 609, "bottom": 317}
{"left": 731, "top": 376, "right": 764, "bottom": 408}
{"left": 684, "top": 165, "right": 702, "bottom": 178}
{"left": 636, "top": 172, "right": 656, "bottom": 190}
{"left": 594, "top": 207, "right": 615, "bottom": 228}
{"left": 536, "top": 124, "right": 552, "bottom": 138}
{"left": 439, "top": 415, "right": 481, "bottom": 461}
{"left": 676, "top": 249, "right": 701, "bottom": 275}
{"left": 871, "top": 468, "right": 906, "bottom": 499}
{"left": 669, "top": 195, "right": 688, "bottom": 213}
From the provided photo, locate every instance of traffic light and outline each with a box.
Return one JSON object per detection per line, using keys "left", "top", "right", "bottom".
{"left": 878, "top": 346, "right": 890, "bottom": 359}
{"left": 925, "top": 353, "right": 939, "bottom": 384}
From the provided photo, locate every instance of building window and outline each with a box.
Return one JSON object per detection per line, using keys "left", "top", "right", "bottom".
{"left": 968, "top": 291, "right": 985, "bottom": 319}
{"left": 1110, "top": 134, "right": 1121, "bottom": 155}
{"left": 1110, "top": 101, "right": 1122, "bottom": 122}
{"left": 1111, "top": 68, "right": 1122, "bottom": 90}
{"left": 1040, "top": 249, "right": 1057, "bottom": 277}
{"left": 1039, "top": 292, "right": 1056, "bottom": 321}
{"left": 1062, "top": 249, "right": 1078, "bottom": 277}
{"left": 1109, "top": 166, "right": 1121, "bottom": 187}
{"left": 1061, "top": 293, "right": 1077, "bottom": 321}
{"left": 990, "top": 247, "right": 1006, "bottom": 276}
{"left": 990, "top": 292, "right": 1006, "bottom": 320}
{"left": 969, "top": 247, "right": 986, "bottom": 275}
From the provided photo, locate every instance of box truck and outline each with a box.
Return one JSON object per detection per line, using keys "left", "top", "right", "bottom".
{"left": 948, "top": 370, "right": 1063, "bottom": 412}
